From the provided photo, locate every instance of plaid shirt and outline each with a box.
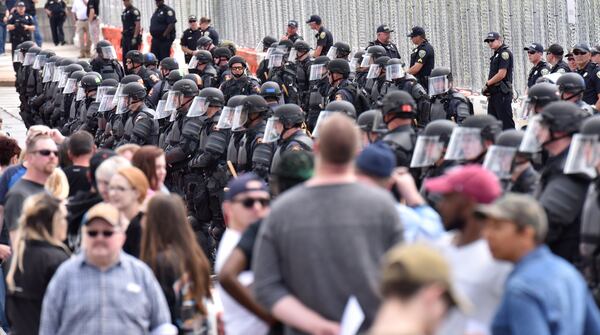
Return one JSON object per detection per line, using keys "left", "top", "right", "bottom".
{"left": 40, "top": 251, "right": 172, "bottom": 335}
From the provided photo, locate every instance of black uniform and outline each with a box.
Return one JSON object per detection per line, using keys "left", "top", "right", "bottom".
{"left": 256, "top": 59, "right": 269, "bottom": 83}
{"left": 315, "top": 26, "right": 333, "bottom": 57}
{"left": 381, "top": 125, "right": 416, "bottom": 167}
{"left": 8, "top": 12, "right": 33, "bottom": 54}
{"left": 429, "top": 89, "right": 473, "bottom": 124}
{"left": 149, "top": 4, "right": 177, "bottom": 61}
{"left": 117, "top": 105, "right": 159, "bottom": 147}
{"left": 409, "top": 40, "right": 435, "bottom": 89}
{"left": 327, "top": 79, "right": 357, "bottom": 105}
{"left": 306, "top": 78, "right": 329, "bottom": 131}
{"left": 198, "top": 64, "right": 218, "bottom": 88}
{"left": 138, "top": 66, "right": 161, "bottom": 92}
{"left": 380, "top": 76, "right": 430, "bottom": 126}
{"left": 270, "top": 129, "right": 313, "bottom": 171}
{"left": 581, "top": 180, "right": 600, "bottom": 303}
{"left": 199, "top": 26, "right": 219, "bottom": 46}
{"left": 181, "top": 28, "right": 203, "bottom": 63}
{"left": 294, "top": 57, "right": 312, "bottom": 110}
{"left": 487, "top": 44, "right": 515, "bottom": 129}
{"left": 44, "top": 0, "right": 66, "bottom": 45}
{"left": 367, "top": 39, "right": 400, "bottom": 59}
{"left": 287, "top": 33, "right": 302, "bottom": 44}
{"left": 90, "top": 57, "right": 125, "bottom": 81}
{"left": 577, "top": 61, "right": 600, "bottom": 106}
{"left": 219, "top": 75, "right": 260, "bottom": 103}
{"left": 550, "top": 60, "right": 571, "bottom": 74}
{"left": 527, "top": 60, "right": 551, "bottom": 88}
{"left": 267, "top": 66, "right": 299, "bottom": 104}
{"left": 121, "top": 5, "right": 141, "bottom": 59}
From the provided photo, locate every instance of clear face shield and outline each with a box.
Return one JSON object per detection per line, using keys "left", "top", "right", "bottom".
{"left": 360, "top": 53, "right": 372, "bottom": 68}
{"left": 188, "top": 54, "right": 199, "bottom": 69}
{"left": 349, "top": 57, "right": 359, "bottom": 73}
{"left": 111, "top": 84, "right": 123, "bottom": 105}
{"left": 262, "top": 116, "right": 281, "bottom": 143}
{"left": 13, "top": 49, "right": 23, "bottom": 63}
{"left": 312, "top": 111, "right": 335, "bottom": 139}
{"left": 231, "top": 106, "right": 248, "bottom": 132}
{"left": 287, "top": 48, "right": 298, "bottom": 64}
{"left": 101, "top": 46, "right": 117, "bottom": 60}
{"left": 216, "top": 106, "right": 234, "bottom": 129}
{"left": 95, "top": 86, "right": 111, "bottom": 103}
{"left": 268, "top": 53, "right": 284, "bottom": 69}
{"left": 386, "top": 63, "right": 405, "bottom": 81}
{"left": 326, "top": 46, "right": 338, "bottom": 60}
{"left": 563, "top": 134, "right": 599, "bottom": 178}
{"left": 517, "top": 98, "right": 537, "bottom": 129}
{"left": 154, "top": 100, "right": 172, "bottom": 120}
{"left": 53, "top": 66, "right": 64, "bottom": 83}
{"left": 115, "top": 94, "right": 131, "bottom": 114}
{"left": 428, "top": 75, "right": 450, "bottom": 96}
{"left": 187, "top": 96, "right": 209, "bottom": 117}
{"left": 410, "top": 135, "right": 445, "bottom": 168}
{"left": 58, "top": 71, "right": 69, "bottom": 88}
{"left": 32, "top": 54, "right": 47, "bottom": 70}
{"left": 42, "top": 62, "right": 55, "bottom": 83}
{"left": 63, "top": 78, "right": 77, "bottom": 94}
{"left": 482, "top": 145, "right": 518, "bottom": 180}
{"left": 165, "top": 90, "right": 183, "bottom": 112}
{"left": 23, "top": 52, "right": 36, "bottom": 66}
{"left": 519, "top": 115, "right": 547, "bottom": 154}
{"left": 309, "top": 63, "right": 327, "bottom": 81}
{"left": 444, "top": 127, "right": 484, "bottom": 161}
{"left": 367, "top": 64, "right": 382, "bottom": 79}
{"left": 98, "top": 94, "right": 116, "bottom": 112}
{"left": 75, "top": 84, "right": 86, "bottom": 101}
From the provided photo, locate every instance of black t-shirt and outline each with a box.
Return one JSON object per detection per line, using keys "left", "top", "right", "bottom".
{"left": 63, "top": 165, "right": 91, "bottom": 197}
{"left": 124, "top": 212, "right": 143, "bottom": 258}
{"left": 235, "top": 220, "right": 262, "bottom": 271}
{"left": 86, "top": 0, "right": 99, "bottom": 18}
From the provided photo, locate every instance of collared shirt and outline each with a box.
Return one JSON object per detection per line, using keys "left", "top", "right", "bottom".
{"left": 40, "top": 251, "right": 172, "bottom": 335}
{"left": 550, "top": 60, "right": 570, "bottom": 74}
{"left": 70, "top": 0, "right": 87, "bottom": 21}
{"left": 410, "top": 40, "right": 435, "bottom": 88}
{"left": 315, "top": 26, "right": 333, "bottom": 56}
{"left": 577, "top": 61, "right": 600, "bottom": 105}
{"left": 488, "top": 44, "right": 514, "bottom": 83}
{"left": 492, "top": 246, "right": 600, "bottom": 335}
{"left": 527, "top": 60, "right": 550, "bottom": 87}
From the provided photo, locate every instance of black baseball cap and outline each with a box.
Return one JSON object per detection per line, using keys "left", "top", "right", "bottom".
{"left": 484, "top": 32, "right": 501, "bottom": 42}
{"left": 592, "top": 46, "right": 600, "bottom": 56}
{"left": 573, "top": 43, "right": 591, "bottom": 53}
{"left": 407, "top": 26, "right": 425, "bottom": 38}
{"left": 16, "top": 1, "right": 25, "bottom": 6}
{"left": 524, "top": 43, "right": 544, "bottom": 53}
{"left": 288, "top": 20, "right": 298, "bottom": 28}
{"left": 306, "top": 15, "right": 322, "bottom": 25}
{"left": 377, "top": 24, "right": 394, "bottom": 33}
{"left": 188, "top": 15, "right": 197, "bottom": 22}
{"left": 544, "top": 44, "right": 564, "bottom": 56}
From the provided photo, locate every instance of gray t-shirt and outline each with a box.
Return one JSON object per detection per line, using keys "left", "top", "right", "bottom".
{"left": 3, "top": 179, "right": 45, "bottom": 232}
{"left": 252, "top": 182, "right": 403, "bottom": 334}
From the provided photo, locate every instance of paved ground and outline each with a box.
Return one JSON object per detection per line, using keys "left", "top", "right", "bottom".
{"left": 0, "top": 87, "right": 26, "bottom": 147}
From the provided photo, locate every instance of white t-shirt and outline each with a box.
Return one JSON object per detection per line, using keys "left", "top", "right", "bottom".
{"left": 70, "top": 0, "right": 88, "bottom": 20}
{"left": 215, "top": 229, "right": 269, "bottom": 335}
{"left": 433, "top": 233, "right": 513, "bottom": 335}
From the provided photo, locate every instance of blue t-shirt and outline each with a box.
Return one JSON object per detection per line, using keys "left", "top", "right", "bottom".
{"left": 0, "top": 163, "right": 27, "bottom": 205}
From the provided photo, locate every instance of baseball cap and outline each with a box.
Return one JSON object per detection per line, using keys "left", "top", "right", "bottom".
{"left": 305, "top": 15, "right": 322, "bottom": 25}
{"left": 288, "top": 20, "right": 299, "bottom": 28}
{"left": 356, "top": 142, "right": 396, "bottom": 178}
{"left": 475, "top": 193, "right": 548, "bottom": 238}
{"left": 424, "top": 164, "right": 502, "bottom": 204}
{"left": 592, "top": 46, "right": 600, "bottom": 56}
{"left": 382, "top": 244, "right": 470, "bottom": 313}
{"left": 484, "top": 32, "right": 501, "bottom": 42}
{"left": 188, "top": 15, "right": 197, "bottom": 22}
{"left": 271, "top": 151, "right": 314, "bottom": 181}
{"left": 16, "top": 2, "right": 25, "bottom": 7}
{"left": 407, "top": 26, "right": 425, "bottom": 38}
{"left": 544, "top": 43, "right": 564, "bottom": 56}
{"left": 572, "top": 43, "right": 591, "bottom": 53}
{"left": 224, "top": 173, "right": 268, "bottom": 201}
{"left": 83, "top": 203, "right": 121, "bottom": 227}
{"left": 524, "top": 43, "right": 544, "bottom": 53}
{"left": 377, "top": 24, "right": 394, "bottom": 33}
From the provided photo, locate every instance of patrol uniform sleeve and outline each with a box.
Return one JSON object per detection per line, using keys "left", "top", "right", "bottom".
{"left": 180, "top": 31, "right": 188, "bottom": 48}
{"left": 133, "top": 8, "right": 141, "bottom": 21}
{"left": 316, "top": 31, "right": 327, "bottom": 47}
{"left": 165, "top": 8, "right": 176, "bottom": 25}
{"left": 210, "top": 29, "right": 219, "bottom": 46}
{"left": 8, "top": 14, "right": 15, "bottom": 25}
{"left": 590, "top": 69, "right": 600, "bottom": 97}
{"left": 416, "top": 45, "right": 428, "bottom": 64}
{"left": 498, "top": 50, "right": 511, "bottom": 70}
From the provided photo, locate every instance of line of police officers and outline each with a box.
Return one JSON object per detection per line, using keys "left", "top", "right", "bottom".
{"left": 11, "top": 15, "right": 600, "bottom": 301}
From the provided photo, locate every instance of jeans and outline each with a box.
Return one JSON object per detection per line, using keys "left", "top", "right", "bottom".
{"left": 0, "top": 267, "right": 9, "bottom": 331}
{"left": 0, "top": 23, "right": 6, "bottom": 54}
{"left": 31, "top": 14, "right": 42, "bottom": 47}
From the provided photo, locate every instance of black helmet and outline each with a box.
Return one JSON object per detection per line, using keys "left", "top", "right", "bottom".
{"left": 183, "top": 73, "right": 202, "bottom": 88}
{"left": 333, "top": 42, "right": 351, "bottom": 56}
{"left": 125, "top": 50, "right": 144, "bottom": 64}
{"left": 293, "top": 40, "right": 311, "bottom": 53}
{"left": 327, "top": 59, "right": 351, "bottom": 76}
{"left": 198, "top": 87, "right": 225, "bottom": 106}
{"left": 462, "top": 114, "right": 503, "bottom": 142}
{"left": 556, "top": 72, "right": 586, "bottom": 94}
{"left": 159, "top": 57, "right": 179, "bottom": 71}
{"left": 172, "top": 79, "right": 200, "bottom": 97}
{"left": 324, "top": 100, "right": 356, "bottom": 119}
{"left": 213, "top": 47, "right": 232, "bottom": 59}
{"left": 243, "top": 95, "right": 270, "bottom": 114}
{"left": 166, "top": 69, "right": 185, "bottom": 86}
{"left": 69, "top": 70, "right": 86, "bottom": 81}
{"left": 27, "top": 46, "right": 41, "bottom": 55}
{"left": 105, "top": 87, "right": 117, "bottom": 96}
{"left": 496, "top": 129, "right": 525, "bottom": 149}
{"left": 386, "top": 58, "right": 402, "bottom": 66}
{"left": 278, "top": 39, "right": 293, "bottom": 52}
{"left": 260, "top": 81, "right": 282, "bottom": 99}
{"left": 17, "top": 41, "right": 35, "bottom": 53}
{"left": 221, "top": 41, "right": 237, "bottom": 56}
{"left": 430, "top": 67, "right": 453, "bottom": 82}
{"left": 580, "top": 115, "right": 600, "bottom": 136}
{"left": 228, "top": 56, "right": 247, "bottom": 68}
{"left": 122, "top": 82, "right": 147, "bottom": 100}
{"left": 64, "top": 63, "right": 84, "bottom": 75}
{"left": 422, "top": 119, "right": 457, "bottom": 146}
{"left": 197, "top": 36, "right": 213, "bottom": 48}
{"left": 193, "top": 50, "right": 213, "bottom": 64}
{"left": 375, "top": 56, "right": 391, "bottom": 67}
{"left": 262, "top": 36, "right": 277, "bottom": 48}
{"left": 527, "top": 83, "right": 560, "bottom": 107}
{"left": 100, "top": 78, "right": 119, "bottom": 87}
{"left": 366, "top": 45, "right": 387, "bottom": 59}
{"left": 95, "top": 40, "right": 112, "bottom": 52}
{"left": 313, "top": 55, "right": 331, "bottom": 66}
{"left": 81, "top": 73, "right": 103, "bottom": 90}
{"left": 121, "top": 74, "right": 142, "bottom": 85}
{"left": 274, "top": 104, "right": 305, "bottom": 127}
{"left": 540, "top": 101, "right": 586, "bottom": 134}
{"left": 144, "top": 52, "right": 158, "bottom": 67}
{"left": 358, "top": 109, "right": 379, "bottom": 131}
{"left": 46, "top": 55, "right": 60, "bottom": 65}
{"left": 380, "top": 91, "right": 416, "bottom": 118}
{"left": 58, "top": 58, "right": 75, "bottom": 67}
{"left": 76, "top": 60, "right": 92, "bottom": 72}
{"left": 227, "top": 95, "right": 246, "bottom": 108}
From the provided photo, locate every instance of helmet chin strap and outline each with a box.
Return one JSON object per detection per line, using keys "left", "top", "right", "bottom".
{"left": 560, "top": 90, "right": 584, "bottom": 101}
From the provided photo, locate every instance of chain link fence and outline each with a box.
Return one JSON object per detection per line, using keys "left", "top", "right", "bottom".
{"left": 100, "top": 0, "right": 600, "bottom": 93}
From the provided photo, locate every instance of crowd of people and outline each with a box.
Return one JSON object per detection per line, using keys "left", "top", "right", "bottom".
{"left": 2, "top": 1, "right": 600, "bottom": 334}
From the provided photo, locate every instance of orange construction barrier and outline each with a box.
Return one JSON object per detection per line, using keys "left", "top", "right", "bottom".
{"left": 236, "top": 48, "right": 260, "bottom": 75}
{"left": 102, "top": 26, "right": 123, "bottom": 60}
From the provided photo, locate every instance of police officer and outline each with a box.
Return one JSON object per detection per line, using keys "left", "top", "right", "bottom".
{"left": 115, "top": 82, "right": 159, "bottom": 146}
{"left": 367, "top": 24, "right": 400, "bottom": 59}
{"left": 77, "top": 72, "right": 104, "bottom": 134}
{"left": 53, "top": 63, "right": 83, "bottom": 129}
{"left": 291, "top": 40, "right": 312, "bottom": 111}
{"left": 516, "top": 82, "right": 559, "bottom": 130}
{"left": 545, "top": 44, "right": 570, "bottom": 74}
{"left": 267, "top": 49, "right": 298, "bottom": 104}
{"left": 556, "top": 72, "right": 596, "bottom": 115}
{"left": 410, "top": 119, "right": 457, "bottom": 182}
{"left": 124, "top": 50, "right": 160, "bottom": 91}
{"left": 264, "top": 104, "right": 313, "bottom": 171}
{"left": 483, "top": 31, "right": 515, "bottom": 129}
{"left": 150, "top": 0, "right": 177, "bottom": 62}
{"left": 357, "top": 109, "right": 384, "bottom": 146}
{"left": 65, "top": 70, "right": 97, "bottom": 134}
{"left": 281, "top": 20, "right": 302, "bottom": 43}
{"left": 181, "top": 15, "right": 203, "bottom": 64}
{"left": 365, "top": 55, "right": 390, "bottom": 105}
{"left": 189, "top": 50, "right": 218, "bottom": 87}
{"left": 7, "top": 2, "right": 34, "bottom": 59}
{"left": 198, "top": 16, "right": 219, "bottom": 46}
{"left": 428, "top": 67, "right": 473, "bottom": 124}
{"left": 361, "top": 45, "right": 387, "bottom": 94}
{"left": 146, "top": 57, "right": 179, "bottom": 107}
{"left": 326, "top": 58, "right": 369, "bottom": 114}
{"left": 256, "top": 36, "right": 277, "bottom": 82}
{"left": 197, "top": 35, "right": 216, "bottom": 55}
{"left": 407, "top": 26, "right": 435, "bottom": 90}
{"left": 90, "top": 40, "right": 125, "bottom": 81}
{"left": 44, "top": 0, "right": 66, "bottom": 46}
{"left": 260, "top": 81, "right": 284, "bottom": 108}
{"left": 445, "top": 114, "right": 502, "bottom": 165}
{"left": 377, "top": 91, "right": 417, "bottom": 167}
{"left": 328, "top": 41, "right": 351, "bottom": 60}
{"left": 306, "top": 56, "right": 331, "bottom": 131}
{"left": 219, "top": 56, "right": 260, "bottom": 103}
{"left": 121, "top": 0, "right": 141, "bottom": 60}
{"left": 572, "top": 43, "right": 600, "bottom": 110}
{"left": 99, "top": 74, "right": 143, "bottom": 148}
{"left": 305, "top": 14, "right": 333, "bottom": 57}
{"left": 30, "top": 50, "right": 56, "bottom": 124}
{"left": 144, "top": 52, "right": 159, "bottom": 72}
{"left": 352, "top": 51, "right": 369, "bottom": 89}
{"left": 524, "top": 43, "right": 551, "bottom": 88}
{"left": 213, "top": 46, "right": 232, "bottom": 87}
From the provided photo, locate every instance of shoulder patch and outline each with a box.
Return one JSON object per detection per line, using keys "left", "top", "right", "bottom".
{"left": 557, "top": 68, "right": 566, "bottom": 74}
{"left": 541, "top": 68, "right": 549, "bottom": 75}
{"left": 289, "top": 144, "right": 303, "bottom": 152}
{"left": 167, "top": 10, "right": 173, "bottom": 16}
{"left": 319, "top": 32, "right": 326, "bottom": 39}
{"left": 501, "top": 52, "right": 509, "bottom": 60}
{"left": 597, "top": 71, "right": 600, "bottom": 79}
{"left": 134, "top": 10, "right": 139, "bottom": 15}
{"left": 418, "top": 49, "right": 426, "bottom": 58}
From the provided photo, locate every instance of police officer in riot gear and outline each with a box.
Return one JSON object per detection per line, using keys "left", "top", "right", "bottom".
{"left": 101, "top": 74, "right": 144, "bottom": 148}
{"left": 61, "top": 69, "right": 87, "bottom": 135}
{"left": 365, "top": 55, "right": 390, "bottom": 105}
{"left": 219, "top": 55, "right": 260, "bottom": 103}
{"left": 90, "top": 40, "right": 125, "bottom": 81}
{"left": 54, "top": 63, "right": 84, "bottom": 129}
{"left": 267, "top": 48, "right": 298, "bottom": 104}
{"left": 483, "top": 31, "right": 515, "bottom": 129}
{"left": 145, "top": 53, "right": 159, "bottom": 72}
{"left": 367, "top": 24, "right": 400, "bottom": 59}
{"left": 556, "top": 72, "right": 596, "bottom": 115}
{"left": 18, "top": 44, "right": 40, "bottom": 126}
{"left": 361, "top": 45, "right": 387, "bottom": 95}
{"left": 290, "top": 40, "right": 313, "bottom": 109}
{"left": 352, "top": 51, "right": 369, "bottom": 89}
{"left": 546, "top": 44, "right": 570, "bottom": 74}
{"left": 221, "top": 95, "right": 247, "bottom": 169}
{"left": 115, "top": 82, "right": 159, "bottom": 146}
{"left": 428, "top": 67, "right": 473, "bottom": 124}
{"left": 73, "top": 72, "right": 104, "bottom": 134}
{"left": 260, "top": 81, "right": 284, "bottom": 108}
{"left": 411, "top": 119, "right": 457, "bottom": 181}
{"left": 150, "top": 0, "right": 177, "bottom": 62}
{"left": 197, "top": 35, "right": 216, "bottom": 54}
{"left": 407, "top": 26, "right": 435, "bottom": 90}
{"left": 121, "top": 0, "right": 141, "bottom": 59}
{"left": 189, "top": 50, "right": 218, "bottom": 87}
{"left": 29, "top": 50, "right": 56, "bottom": 124}
{"left": 327, "top": 42, "right": 351, "bottom": 60}
{"left": 524, "top": 43, "right": 551, "bottom": 88}
{"left": 212, "top": 46, "right": 233, "bottom": 87}
{"left": 306, "top": 56, "right": 330, "bottom": 131}
{"left": 573, "top": 43, "right": 600, "bottom": 110}
{"left": 517, "top": 82, "right": 560, "bottom": 129}
{"left": 312, "top": 100, "right": 357, "bottom": 138}
{"left": 377, "top": 91, "right": 417, "bottom": 167}
{"left": 146, "top": 58, "right": 179, "bottom": 108}
{"left": 326, "top": 58, "right": 367, "bottom": 117}
{"left": 358, "top": 109, "right": 384, "bottom": 146}
{"left": 445, "top": 114, "right": 502, "bottom": 165}
{"left": 124, "top": 50, "right": 160, "bottom": 91}
{"left": 256, "top": 36, "right": 278, "bottom": 82}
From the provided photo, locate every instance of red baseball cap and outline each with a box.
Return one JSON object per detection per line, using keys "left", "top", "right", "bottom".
{"left": 424, "top": 164, "right": 502, "bottom": 204}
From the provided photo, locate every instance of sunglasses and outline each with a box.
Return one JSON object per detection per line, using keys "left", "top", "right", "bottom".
{"left": 234, "top": 197, "right": 270, "bottom": 209}
{"left": 485, "top": 40, "right": 494, "bottom": 44}
{"left": 573, "top": 51, "right": 587, "bottom": 56}
{"left": 33, "top": 149, "right": 59, "bottom": 157}
{"left": 231, "top": 66, "right": 244, "bottom": 70}
{"left": 87, "top": 230, "right": 115, "bottom": 238}
{"left": 527, "top": 51, "right": 537, "bottom": 55}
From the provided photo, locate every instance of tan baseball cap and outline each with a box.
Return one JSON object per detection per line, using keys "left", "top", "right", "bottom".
{"left": 83, "top": 203, "right": 121, "bottom": 227}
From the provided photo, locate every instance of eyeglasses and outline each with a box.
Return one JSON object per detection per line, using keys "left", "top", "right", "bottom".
{"left": 87, "top": 230, "right": 116, "bottom": 238}
{"left": 573, "top": 51, "right": 587, "bottom": 56}
{"left": 32, "top": 149, "right": 58, "bottom": 157}
{"left": 231, "top": 66, "right": 244, "bottom": 70}
{"left": 125, "top": 60, "right": 133, "bottom": 64}
{"left": 234, "top": 197, "right": 270, "bottom": 209}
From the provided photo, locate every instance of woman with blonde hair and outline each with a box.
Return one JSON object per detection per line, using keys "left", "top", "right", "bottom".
{"left": 44, "top": 168, "right": 70, "bottom": 201}
{"left": 6, "top": 193, "right": 70, "bottom": 335}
